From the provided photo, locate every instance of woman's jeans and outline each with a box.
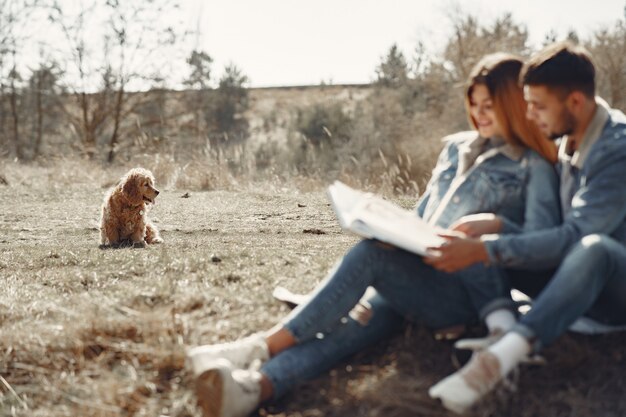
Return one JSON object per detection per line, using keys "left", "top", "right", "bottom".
{"left": 260, "top": 239, "right": 509, "bottom": 398}
{"left": 512, "top": 234, "right": 626, "bottom": 350}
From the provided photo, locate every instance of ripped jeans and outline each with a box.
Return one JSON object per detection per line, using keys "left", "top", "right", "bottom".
{"left": 260, "top": 239, "right": 508, "bottom": 398}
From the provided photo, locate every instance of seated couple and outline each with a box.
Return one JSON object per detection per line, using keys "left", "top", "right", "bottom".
{"left": 186, "top": 41, "right": 626, "bottom": 417}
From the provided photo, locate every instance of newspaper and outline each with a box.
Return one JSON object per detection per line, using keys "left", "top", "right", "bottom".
{"left": 327, "top": 181, "right": 445, "bottom": 256}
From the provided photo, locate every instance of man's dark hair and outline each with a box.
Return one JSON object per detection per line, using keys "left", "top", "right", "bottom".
{"left": 521, "top": 41, "right": 596, "bottom": 98}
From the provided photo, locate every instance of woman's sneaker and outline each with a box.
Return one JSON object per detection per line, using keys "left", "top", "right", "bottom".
{"left": 429, "top": 350, "right": 502, "bottom": 414}
{"left": 187, "top": 334, "right": 270, "bottom": 375}
{"left": 195, "top": 358, "right": 261, "bottom": 417}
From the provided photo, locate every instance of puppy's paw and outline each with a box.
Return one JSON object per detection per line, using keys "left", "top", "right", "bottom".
{"left": 150, "top": 237, "right": 164, "bottom": 244}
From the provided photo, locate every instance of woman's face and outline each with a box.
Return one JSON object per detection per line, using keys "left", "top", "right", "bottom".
{"left": 469, "top": 84, "right": 504, "bottom": 139}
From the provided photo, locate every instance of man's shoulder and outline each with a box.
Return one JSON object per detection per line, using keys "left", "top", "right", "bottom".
{"left": 607, "top": 106, "right": 626, "bottom": 127}
{"left": 600, "top": 108, "right": 626, "bottom": 147}
{"left": 587, "top": 113, "right": 626, "bottom": 170}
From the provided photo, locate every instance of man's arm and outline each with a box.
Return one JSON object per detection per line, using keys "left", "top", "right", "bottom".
{"left": 427, "top": 144, "right": 626, "bottom": 271}
{"left": 485, "top": 147, "right": 626, "bottom": 268}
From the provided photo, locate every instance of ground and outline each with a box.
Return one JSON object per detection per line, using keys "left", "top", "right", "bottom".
{"left": 1, "top": 181, "right": 625, "bottom": 417}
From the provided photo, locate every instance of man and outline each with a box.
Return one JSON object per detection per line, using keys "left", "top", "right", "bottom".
{"left": 426, "top": 41, "right": 626, "bottom": 414}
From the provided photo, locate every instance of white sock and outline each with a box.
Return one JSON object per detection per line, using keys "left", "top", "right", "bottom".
{"left": 487, "top": 332, "right": 531, "bottom": 377}
{"left": 484, "top": 309, "right": 516, "bottom": 333}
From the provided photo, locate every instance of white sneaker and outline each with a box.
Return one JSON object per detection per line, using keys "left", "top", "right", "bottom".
{"left": 187, "top": 334, "right": 270, "bottom": 375}
{"left": 454, "top": 331, "right": 547, "bottom": 367}
{"left": 429, "top": 350, "right": 502, "bottom": 414}
{"left": 454, "top": 329, "right": 504, "bottom": 351}
{"left": 195, "top": 358, "right": 261, "bottom": 417}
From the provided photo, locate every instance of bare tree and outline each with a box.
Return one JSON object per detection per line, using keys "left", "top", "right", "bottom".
{"left": 7, "top": 62, "right": 23, "bottom": 159}
{"left": 49, "top": 0, "right": 186, "bottom": 162}
{"left": 587, "top": 19, "right": 626, "bottom": 110}
{"left": 444, "top": 13, "right": 529, "bottom": 81}
{"left": 0, "top": 0, "right": 39, "bottom": 59}
{"left": 25, "top": 60, "right": 64, "bottom": 158}
{"left": 0, "top": 0, "right": 40, "bottom": 159}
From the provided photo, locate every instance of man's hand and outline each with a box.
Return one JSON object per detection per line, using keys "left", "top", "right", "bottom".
{"left": 424, "top": 232, "right": 490, "bottom": 273}
{"left": 449, "top": 213, "right": 502, "bottom": 238}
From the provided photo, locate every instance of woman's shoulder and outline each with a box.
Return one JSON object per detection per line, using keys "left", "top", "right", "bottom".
{"left": 520, "top": 149, "right": 558, "bottom": 180}
{"left": 441, "top": 130, "right": 479, "bottom": 145}
{"left": 433, "top": 131, "right": 477, "bottom": 161}
{"left": 521, "top": 148, "right": 553, "bottom": 165}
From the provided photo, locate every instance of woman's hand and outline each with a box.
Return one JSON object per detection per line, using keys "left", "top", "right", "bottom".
{"left": 449, "top": 213, "right": 502, "bottom": 238}
{"left": 424, "top": 232, "right": 490, "bottom": 273}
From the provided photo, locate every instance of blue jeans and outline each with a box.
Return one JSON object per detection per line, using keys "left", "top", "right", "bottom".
{"left": 513, "top": 234, "right": 626, "bottom": 350}
{"left": 260, "top": 239, "right": 508, "bottom": 398}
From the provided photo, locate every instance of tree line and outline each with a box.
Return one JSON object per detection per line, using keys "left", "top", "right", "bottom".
{"left": 0, "top": 0, "right": 249, "bottom": 163}
{"left": 287, "top": 10, "right": 625, "bottom": 191}
{"left": 0, "top": 1, "right": 624, "bottom": 175}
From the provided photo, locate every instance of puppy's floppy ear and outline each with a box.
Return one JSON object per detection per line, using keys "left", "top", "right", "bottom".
{"left": 123, "top": 173, "right": 141, "bottom": 203}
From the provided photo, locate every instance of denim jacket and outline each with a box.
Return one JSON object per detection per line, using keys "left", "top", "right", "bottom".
{"left": 416, "top": 131, "right": 560, "bottom": 233}
{"left": 484, "top": 100, "right": 626, "bottom": 268}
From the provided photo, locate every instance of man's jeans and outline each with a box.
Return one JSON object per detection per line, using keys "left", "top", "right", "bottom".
{"left": 513, "top": 234, "right": 626, "bottom": 350}
{"left": 260, "top": 239, "right": 508, "bottom": 398}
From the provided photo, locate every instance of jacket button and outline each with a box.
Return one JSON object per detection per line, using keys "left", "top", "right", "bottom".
{"left": 452, "top": 196, "right": 460, "bottom": 204}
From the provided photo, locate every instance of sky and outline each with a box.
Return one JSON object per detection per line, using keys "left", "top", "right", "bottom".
{"left": 181, "top": 0, "right": 625, "bottom": 87}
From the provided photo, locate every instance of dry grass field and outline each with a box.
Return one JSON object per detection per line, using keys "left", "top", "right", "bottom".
{"left": 1, "top": 162, "right": 625, "bottom": 417}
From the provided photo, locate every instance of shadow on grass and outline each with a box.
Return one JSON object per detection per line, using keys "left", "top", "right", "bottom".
{"left": 260, "top": 326, "right": 626, "bottom": 417}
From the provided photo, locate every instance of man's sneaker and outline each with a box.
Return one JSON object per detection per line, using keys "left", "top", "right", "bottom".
{"left": 429, "top": 350, "right": 502, "bottom": 414}
{"left": 452, "top": 330, "right": 547, "bottom": 368}
{"left": 454, "top": 328, "right": 505, "bottom": 351}
{"left": 195, "top": 358, "right": 261, "bottom": 417}
{"left": 187, "top": 334, "right": 270, "bottom": 375}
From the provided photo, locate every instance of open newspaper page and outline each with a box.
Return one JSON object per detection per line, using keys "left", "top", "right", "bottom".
{"left": 328, "top": 181, "right": 445, "bottom": 256}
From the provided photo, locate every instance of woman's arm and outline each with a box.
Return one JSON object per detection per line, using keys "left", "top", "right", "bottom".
{"left": 448, "top": 154, "right": 560, "bottom": 238}
{"left": 425, "top": 153, "right": 562, "bottom": 272}
{"left": 415, "top": 139, "right": 456, "bottom": 217}
{"left": 517, "top": 155, "right": 561, "bottom": 232}
{"left": 449, "top": 213, "right": 503, "bottom": 237}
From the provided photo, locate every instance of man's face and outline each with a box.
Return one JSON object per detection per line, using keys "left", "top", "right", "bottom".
{"left": 524, "top": 85, "right": 576, "bottom": 140}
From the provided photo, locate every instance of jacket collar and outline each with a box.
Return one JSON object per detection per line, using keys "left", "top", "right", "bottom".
{"left": 558, "top": 97, "right": 610, "bottom": 169}
{"left": 457, "top": 132, "right": 524, "bottom": 175}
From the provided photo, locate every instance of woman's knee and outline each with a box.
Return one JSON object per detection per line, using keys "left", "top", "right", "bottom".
{"left": 346, "top": 239, "right": 394, "bottom": 262}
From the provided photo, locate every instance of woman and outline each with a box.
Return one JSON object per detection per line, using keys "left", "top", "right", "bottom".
{"left": 187, "top": 53, "right": 560, "bottom": 417}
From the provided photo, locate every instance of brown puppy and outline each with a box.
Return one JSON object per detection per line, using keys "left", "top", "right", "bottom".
{"left": 100, "top": 167, "right": 163, "bottom": 247}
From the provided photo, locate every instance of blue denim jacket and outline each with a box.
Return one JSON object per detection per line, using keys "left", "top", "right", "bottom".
{"left": 416, "top": 131, "right": 560, "bottom": 233}
{"left": 484, "top": 101, "right": 626, "bottom": 268}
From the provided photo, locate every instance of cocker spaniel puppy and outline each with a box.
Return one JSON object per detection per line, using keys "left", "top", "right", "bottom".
{"left": 100, "top": 167, "right": 163, "bottom": 248}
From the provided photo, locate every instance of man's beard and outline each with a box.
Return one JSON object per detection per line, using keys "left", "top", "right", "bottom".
{"left": 548, "top": 107, "right": 576, "bottom": 140}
